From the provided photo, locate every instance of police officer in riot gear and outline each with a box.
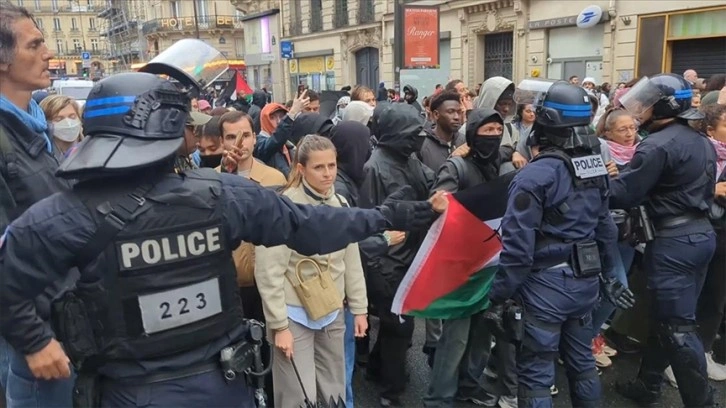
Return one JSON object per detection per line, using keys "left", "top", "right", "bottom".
{"left": 0, "top": 40, "right": 441, "bottom": 408}
{"left": 612, "top": 74, "right": 719, "bottom": 407}
{"left": 483, "top": 80, "right": 634, "bottom": 408}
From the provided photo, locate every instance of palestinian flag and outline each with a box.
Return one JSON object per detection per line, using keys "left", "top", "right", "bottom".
{"left": 391, "top": 171, "right": 516, "bottom": 319}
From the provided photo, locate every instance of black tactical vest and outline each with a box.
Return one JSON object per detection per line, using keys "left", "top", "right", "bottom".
{"left": 76, "top": 170, "right": 245, "bottom": 361}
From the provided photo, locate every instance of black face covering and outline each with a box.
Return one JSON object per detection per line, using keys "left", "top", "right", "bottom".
{"left": 472, "top": 137, "right": 501, "bottom": 163}
{"left": 199, "top": 153, "right": 223, "bottom": 168}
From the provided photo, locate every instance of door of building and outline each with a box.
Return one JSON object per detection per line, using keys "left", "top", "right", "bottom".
{"left": 484, "top": 32, "right": 513, "bottom": 80}
{"left": 355, "top": 47, "right": 379, "bottom": 89}
{"left": 670, "top": 36, "right": 726, "bottom": 79}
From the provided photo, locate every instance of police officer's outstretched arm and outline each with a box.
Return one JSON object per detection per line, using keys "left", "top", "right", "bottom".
{"left": 610, "top": 143, "right": 667, "bottom": 209}
{"left": 489, "top": 174, "right": 546, "bottom": 303}
{"left": 222, "top": 175, "right": 440, "bottom": 256}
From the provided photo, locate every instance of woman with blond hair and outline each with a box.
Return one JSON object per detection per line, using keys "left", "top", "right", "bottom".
{"left": 39, "top": 94, "right": 83, "bottom": 158}
{"left": 255, "top": 134, "right": 368, "bottom": 407}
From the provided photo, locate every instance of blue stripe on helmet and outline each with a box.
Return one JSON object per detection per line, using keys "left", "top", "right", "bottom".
{"left": 673, "top": 89, "right": 693, "bottom": 99}
{"left": 561, "top": 110, "right": 593, "bottom": 118}
{"left": 84, "top": 96, "right": 137, "bottom": 108}
{"left": 84, "top": 105, "right": 132, "bottom": 118}
{"left": 543, "top": 101, "right": 592, "bottom": 111}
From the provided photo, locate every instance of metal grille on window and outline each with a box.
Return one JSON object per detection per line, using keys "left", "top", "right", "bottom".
{"left": 484, "top": 32, "right": 513, "bottom": 80}
{"left": 334, "top": 0, "right": 348, "bottom": 29}
{"left": 358, "top": 0, "right": 374, "bottom": 24}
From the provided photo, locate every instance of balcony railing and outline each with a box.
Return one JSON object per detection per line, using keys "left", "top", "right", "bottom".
{"left": 142, "top": 15, "right": 244, "bottom": 36}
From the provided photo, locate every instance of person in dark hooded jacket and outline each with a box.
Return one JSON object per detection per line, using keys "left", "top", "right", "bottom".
{"left": 424, "top": 109, "right": 518, "bottom": 407}
{"left": 248, "top": 89, "right": 268, "bottom": 134}
{"left": 360, "top": 102, "right": 435, "bottom": 406}
{"left": 290, "top": 112, "right": 334, "bottom": 144}
{"left": 377, "top": 82, "right": 388, "bottom": 102}
{"left": 402, "top": 84, "right": 423, "bottom": 115}
{"left": 330, "top": 120, "right": 406, "bottom": 408}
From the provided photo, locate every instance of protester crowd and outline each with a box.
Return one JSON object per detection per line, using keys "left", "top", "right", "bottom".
{"left": 1, "top": 2, "right": 726, "bottom": 408}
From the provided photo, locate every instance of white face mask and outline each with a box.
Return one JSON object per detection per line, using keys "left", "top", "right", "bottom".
{"left": 52, "top": 118, "right": 81, "bottom": 142}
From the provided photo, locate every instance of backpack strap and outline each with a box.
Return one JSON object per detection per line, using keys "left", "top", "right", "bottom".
{"left": 449, "top": 156, "right": 471, "bottom": 191}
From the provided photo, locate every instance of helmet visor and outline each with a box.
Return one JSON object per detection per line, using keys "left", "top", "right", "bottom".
{"left": 513, "top": 79, "right": 556, "bottom": 106}
{"left": 619, "top": 77, "right": 662, "bottom": 117}
{"left": 140, "top": 39, "right": 228, "bottom": 91}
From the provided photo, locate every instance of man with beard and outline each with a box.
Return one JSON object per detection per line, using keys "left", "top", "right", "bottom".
{"left": 424, "top": 109, "right": 506, "bottom": 407}
{"left": 360, "top": 103, "right": 434, "bottom": 407}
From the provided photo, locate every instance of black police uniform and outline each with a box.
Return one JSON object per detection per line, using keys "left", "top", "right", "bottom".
{"left": 485, "top": 81, "right": 630, "bottom": 408}
{"left": 611, "top": 74, "right": 718, "bottom": 407}
{"left": 0, "top": 68, "right": 435, "bottom": 408}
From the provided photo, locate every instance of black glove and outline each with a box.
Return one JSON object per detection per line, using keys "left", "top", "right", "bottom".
{"left": 600, "top": 275, "right": 635, "bottom": 310}
{"left": 482, "top": 302, "right": 506, "bottom": 338}
{"left": 378, "top": 186, "right": 436, "bottom": 231}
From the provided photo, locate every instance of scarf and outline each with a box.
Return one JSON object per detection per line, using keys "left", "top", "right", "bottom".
{"left": 606, "top": 140, "right": 637, "bottom": 166}
{"left": 0, "top": 94, "right": 52, "bottom": 153}
{"left": 710, "top": 138, "right": 726, "bottom": 178}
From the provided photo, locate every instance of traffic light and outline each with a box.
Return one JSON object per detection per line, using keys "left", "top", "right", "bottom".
{"left": 82, "top": 68, "right": 89, "bottom": 78}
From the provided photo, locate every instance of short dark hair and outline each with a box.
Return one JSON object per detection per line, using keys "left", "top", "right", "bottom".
{"left": 201, "top": 117, "right": 222, "bottom": 140}
{"left": 306, "top": 89, "right": 320, "bottom": 102}
{"left": 569, "top": 75, "right": 579, "bottom": 81}
{"left": 445, "top": 79, "right": 463, "bottom": 92}
{"left": 218, "top": 111, "right": 254, "bottom": 136}
{"left": 0, "top": 1, "right": 36, "bottom": 64}
{"left": 430, "top": 90, "right": 461, "bottom": 112}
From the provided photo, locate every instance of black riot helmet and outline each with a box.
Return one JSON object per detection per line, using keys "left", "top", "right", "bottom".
{"left": 620, "top": 74, "right": 703, "bottom": 121}
{"left": 56, "top": 73, "right": 190, "bottom": 179}
{"left": 515, "top": 79, "right": 594, "bottom": 150}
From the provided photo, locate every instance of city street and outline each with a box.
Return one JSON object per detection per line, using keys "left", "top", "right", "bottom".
{"left": 354, "top": 317, "right": 726, "bottom": 408}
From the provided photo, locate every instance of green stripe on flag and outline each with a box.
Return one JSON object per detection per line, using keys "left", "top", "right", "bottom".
{"left": 405, "top": 266, "right": 497, "bottom": 320}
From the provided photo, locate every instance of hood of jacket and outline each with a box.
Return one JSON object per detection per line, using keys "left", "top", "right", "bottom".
{"left": 260, "top": 103, "right": 288, "bottom": 135}
{"left": 343, "top": 101, "right": 374, "bottom": 126}
{"left": 466, "top": 108, "right": 503, "bottom": 147}
{"left": 475, "top": 77, "right": 514, "bottom": 111}
{"left": 466, "top": 108, "right": 503, "bottom": 180}
{"left": 290, "top": 113, "right": 335, "bottom": 145}
{"left": 375, "top": 102, "right": 425, "bottom": 157}
{"left": 330, "top": 121, "right": 371, "bottom": 186}
{"left": 403, "top": 84, "right": 419, "bottom": 102}
{"left": 251, "top": 90, "right": 268, "bottom": 109}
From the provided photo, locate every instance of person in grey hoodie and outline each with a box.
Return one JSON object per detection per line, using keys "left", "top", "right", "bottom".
{"left": 475, "top": 77, "right": 527, "bottom": 174}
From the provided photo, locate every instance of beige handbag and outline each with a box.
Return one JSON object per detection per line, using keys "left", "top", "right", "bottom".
{"left": 287, "top": 256, "right": 343, "bottom": 320}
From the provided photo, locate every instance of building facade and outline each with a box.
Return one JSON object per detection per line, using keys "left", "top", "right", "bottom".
{"left": 275, "top": 0, "right": 726, "bottom": 101}
{"left": 97, "top": 0, "right": 147, "bottom": 73}
{"left": 26, "top": 0, "right": 107, "bottom": 77}
{"left": 230, "top": 0, "right": 284, "bottom": 99}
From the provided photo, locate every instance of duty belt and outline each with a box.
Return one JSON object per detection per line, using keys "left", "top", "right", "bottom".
{"left": 653, "top": 213, "right": 704, "bottom": 230}
{"left": 111, "top": 359, "right": 220, "bottom": 386}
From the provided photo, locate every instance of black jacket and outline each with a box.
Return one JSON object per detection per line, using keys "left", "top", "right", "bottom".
{"left": 360, "top": 103, "right": 434, "bottom": 299}
{"left": 0, "top": 109, "right": 76, "bottom": 329}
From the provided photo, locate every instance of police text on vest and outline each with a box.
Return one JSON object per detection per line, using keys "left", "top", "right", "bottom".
{"left": 571, "top": 155, "right": 609, "bottom": 179}
{"left": 118, "top": 227, "right": 222, "bottom": 270}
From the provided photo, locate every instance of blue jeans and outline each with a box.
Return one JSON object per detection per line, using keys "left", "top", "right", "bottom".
{"left": 0, "top": 336, "right": 11, "bottom": 391}
{"left": 344, "top": 308, "right": 355, "bottom": 408}
{"left": 591, "top": 242, "right": 635, "bottom": 337}
{"left": 6, "top": 347, "right": 75, "bottom": 408}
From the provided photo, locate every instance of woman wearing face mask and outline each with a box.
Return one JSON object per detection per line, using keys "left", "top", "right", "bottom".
{"left": 254, "top": 135, "right": 368, "bottom": 408}
{"left": 39, "top": 95, "right": 82, "bottom": 159}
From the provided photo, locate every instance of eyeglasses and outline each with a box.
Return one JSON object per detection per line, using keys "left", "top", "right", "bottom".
{"left": 612, "top": 126, "right": 638, "bottom": 134}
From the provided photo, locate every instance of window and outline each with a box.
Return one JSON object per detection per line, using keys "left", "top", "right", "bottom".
{"left": 53, "top": 17, "right": 61, "bottom": 31}
{"left": 334, "top": 0, "right": 348, "bottom": 28}
{"left": 34, "top": 0, "right": 41, "bottom": 10}
{"left": 16, "top": 0, "right": 23, "bottom": 7}
{"left": 51, "top": 0, "right": 59, "bottom": 11}
{"left": 170, "top": 1, "right": 180, "bottom": 18}
{"left": 196, "top": 0, "right": 208, "bottom": 20}
{"left": 289, "top": 1, "right": 302, "bottom": 36}
{"left": 89, "top": 18, "right": 96, "bottom": 30}
{"left": 310, "top": 0, "right": 322, "bottom": 32}
{"left": 91, "top": 38, "right": 98, "bottom": 52}
{"left": 56, "top": 39, "right": 63, "bottom": 54}
{"left": 358, "top": 0, "right": 374, "bottom": 24}
{"left": 71, "top": 18, "right": 78, "bottom": 30}
{"left": 36, "top": 18, "right": 43, "bottom": 29}
{"left": 73, "top": 39, "right": 81, "bottom": 52}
